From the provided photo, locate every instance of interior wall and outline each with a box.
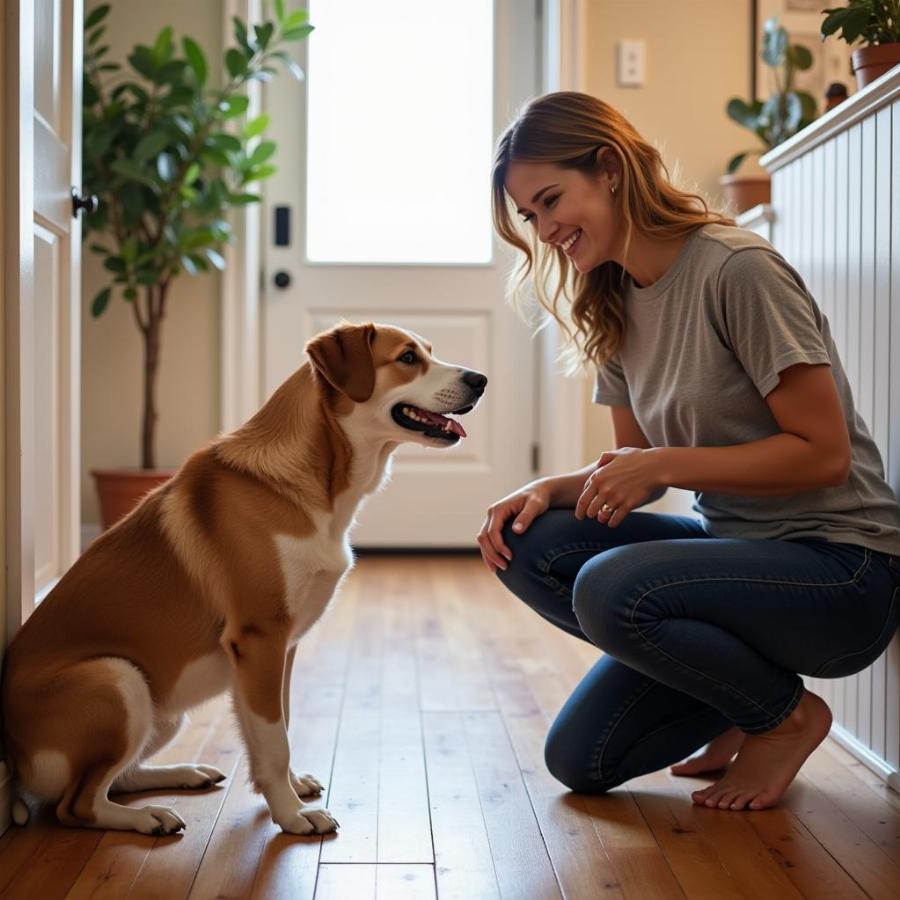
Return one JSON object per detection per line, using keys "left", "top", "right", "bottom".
{"left": 80, "top": 1, "right": 223, "bottom": 525}
{"left": 579, "top": 0, "right": 752, "bottom": 514}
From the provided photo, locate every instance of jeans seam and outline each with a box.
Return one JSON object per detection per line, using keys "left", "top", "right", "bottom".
{"left": 621, "top": 551, "right": 871, "bottom": 727}
{"left": 540, "top": 545, "right": 616, "bottom": 602}
{"left": 591, "top": 677, "right": 658, "bottom": 782}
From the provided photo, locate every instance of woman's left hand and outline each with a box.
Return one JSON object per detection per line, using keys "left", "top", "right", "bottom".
{"left": 575, "top": 447, "right": 665, "bottom": 527}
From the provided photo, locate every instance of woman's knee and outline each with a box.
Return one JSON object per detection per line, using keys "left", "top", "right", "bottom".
{"left": 544, "top": 720, "right": 615, "bottom": 795}
{"left": 493, "top": 517, "right": 554, "bottom": 596}
{"left": 571, "top": 549, "right": 637, "bottom": 650}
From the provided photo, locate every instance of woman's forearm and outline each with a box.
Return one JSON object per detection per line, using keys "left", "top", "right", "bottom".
{"left": 542, "top": 464, "right": 597, "bottom": 507}
{"left": 651, "top": 434, "right": 849, "bottom": 496}
{"left": 544, "top": 466, "right": 668, "bottom": 508}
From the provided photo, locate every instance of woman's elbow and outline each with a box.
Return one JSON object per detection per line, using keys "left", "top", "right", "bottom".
{"left": 824, "top": 449, "right": 852, "bottom": 487}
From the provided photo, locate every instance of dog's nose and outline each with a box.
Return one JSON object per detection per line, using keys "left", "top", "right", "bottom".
{"left": 462, "top": 370, "right": 487, "bottom": 395}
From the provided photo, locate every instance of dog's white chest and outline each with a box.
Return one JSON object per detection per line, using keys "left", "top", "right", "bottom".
{"left": 274, "top": 532, "right": 350, "bottom": 640}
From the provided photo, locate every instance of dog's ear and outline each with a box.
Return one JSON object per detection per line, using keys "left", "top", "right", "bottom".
{"left": 306, "top": 323, "right": 377, "bottom": 403}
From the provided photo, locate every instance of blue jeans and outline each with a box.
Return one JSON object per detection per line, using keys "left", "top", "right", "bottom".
{"left": 496, "top": 509, "right": 900, "bottom": 794}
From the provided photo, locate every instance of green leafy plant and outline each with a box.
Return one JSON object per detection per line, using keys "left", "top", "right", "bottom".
{"left": 82, "top": 1, "right": 312, "bottom": 468}
{"left": 725, "top": 16, "right": 818, "bottom": 173}
{"left": 820, "top": 0, "right": 900, "bottom": 45}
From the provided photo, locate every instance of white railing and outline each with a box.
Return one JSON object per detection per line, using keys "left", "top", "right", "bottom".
{"left": 756, "top": 67, "right": 900, "bottom": 790}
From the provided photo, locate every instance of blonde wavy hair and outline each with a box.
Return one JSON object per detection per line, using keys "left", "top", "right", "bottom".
{"left": 492, "top": 92, "right": 733, "bottom": 371}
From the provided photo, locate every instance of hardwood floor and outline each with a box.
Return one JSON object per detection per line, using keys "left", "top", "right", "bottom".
{"left": 1, "top": 554, "right": 899, "bottom": 899}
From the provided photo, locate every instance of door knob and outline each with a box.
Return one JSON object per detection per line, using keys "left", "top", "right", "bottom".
{"left": 71, "top": 187, "right": 99, "bottom": 218}
{"left": 273, "top": 270, "right": 292, "bottom": 289}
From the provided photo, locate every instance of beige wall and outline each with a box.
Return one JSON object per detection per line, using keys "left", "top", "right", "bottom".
{"left": 579, "top": 0, "right": 751, "bottom": 514}
{"left": 81, "top": 1, "right": 223, "bottom": 524}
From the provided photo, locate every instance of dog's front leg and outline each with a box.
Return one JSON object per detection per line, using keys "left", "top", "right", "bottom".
{"left": 283, "top": 644, "right": 324, "bottom": 800}
{"left": 224, "top": 627, "right": 337, "bottom": 836}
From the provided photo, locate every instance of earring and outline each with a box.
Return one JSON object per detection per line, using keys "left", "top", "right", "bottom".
{"left": 610, "top": 182, "right": 617, "bottom": 194}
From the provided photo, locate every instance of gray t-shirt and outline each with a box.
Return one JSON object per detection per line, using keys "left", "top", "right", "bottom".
{"left": 593, "top": 223, "right": 900, "bottom": 556}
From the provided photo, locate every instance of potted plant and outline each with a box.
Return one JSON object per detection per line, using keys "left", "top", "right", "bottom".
{"left": 721, "top": 16, "right": 818, "bottom": 214}
{"left": 821, "top": 0, "right": 900, "bottom": 89}
{"left": 82, "top": 2, "right": 312, "bottom": 528}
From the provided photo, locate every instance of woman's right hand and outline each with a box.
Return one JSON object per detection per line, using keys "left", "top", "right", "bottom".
{"left": 477, "top": 480, "right": 552, "bottom": 574}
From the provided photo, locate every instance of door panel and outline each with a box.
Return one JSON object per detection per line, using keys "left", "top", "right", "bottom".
{"left": 262, "top": 0, "right": 540, "bottom": 547}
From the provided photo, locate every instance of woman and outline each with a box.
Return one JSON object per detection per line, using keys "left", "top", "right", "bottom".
{"left": 480, "top": 92, "right": 900, "bottom": 812}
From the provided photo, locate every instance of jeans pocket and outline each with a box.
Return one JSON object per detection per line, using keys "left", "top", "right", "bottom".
{"left": 813, "top": 586, "right": 900, "bottom": 678}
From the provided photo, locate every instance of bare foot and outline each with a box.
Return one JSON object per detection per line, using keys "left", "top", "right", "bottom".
{"left": 691, "top": 689, "right": 832, "bottom": 811}
{"left": 670, "top": 727, "right": 745, "bottom": 776}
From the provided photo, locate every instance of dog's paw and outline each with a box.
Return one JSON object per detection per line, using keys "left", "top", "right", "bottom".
{"left": 178, "top": 764, "right": 227, "bottom": 790}
{"left": 278, "top": 807, "right": 339, "bottom": 836}
{"left": 290, "top": 771, "right": 324, "bottom": 798}
{"left": 136, "top": 804, "right": 186, "bottom": 835}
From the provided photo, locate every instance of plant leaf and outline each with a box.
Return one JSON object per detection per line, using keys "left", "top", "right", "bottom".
{"left": 91, "top": 286, "right": 111, "bottom": 317}
{"left": 226, "top": 47, "right": 247, "bottom": 79}
{"left": 283, "top": 9, "right": 309, "bottom": 30}
{"left": 243, "top": 113, "right": 270, "bottom": 138}
{"left": 282, "top": 24, "right": 314, "bottom": 42}
{"left": 84, "top": 4, "right": 110, "bottom": 30}
{"left": 134, "top": 130, "right": 170, "bottom": 163}
{"left": 204, "top": 247, "right": 226, "bottom": 270}
{"left": 182, "top": 36, "right": 207, "bottom": 85}
{"left": 243, "top": 163, "right": 277, "bottom": 183}
{"left": 156, "top": 152, "right": 176, "bottom": 182}
{"left": 248, "top": 140, "right": 276, "bottom": 167}
{"left": 218, "top": 94, "right": 250, "bottom": 118}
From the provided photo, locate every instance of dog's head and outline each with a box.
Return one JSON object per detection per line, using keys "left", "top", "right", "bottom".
{"left": 305, "top": 322, "right": 486, "bottom": 448}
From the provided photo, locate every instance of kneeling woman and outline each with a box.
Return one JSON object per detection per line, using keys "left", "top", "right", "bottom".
{"left": 479, "top": 91, "right": 900, "bottom": 811}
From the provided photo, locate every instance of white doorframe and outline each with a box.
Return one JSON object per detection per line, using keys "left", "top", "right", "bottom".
{"left": 2, "top": 0, "right": 36, "bottom": 836}
{"left": 219, "top": 0, "right": 588, "bottom": 474}
{"left": 220, "top": 0, "right": 264, "bottom": 431}
{"left": 536, "top": 0, "right": 587, "bottom": 477}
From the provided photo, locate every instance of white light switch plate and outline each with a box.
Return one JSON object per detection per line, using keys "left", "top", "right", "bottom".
{"left": 617, "top": 40, "right": 645, "bottom": 87}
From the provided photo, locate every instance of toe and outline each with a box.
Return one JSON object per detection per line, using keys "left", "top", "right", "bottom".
{"left": 717, "top": 791, "right": 740, "bottom": 809}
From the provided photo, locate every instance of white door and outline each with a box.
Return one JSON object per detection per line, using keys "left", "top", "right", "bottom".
{"left": 33, "top": 0, "right": 83, "bottom": 600}
{"left": 261, "top": 1, "right": 540, "bottom": 547}
{"left": 2, "top": 0, "right": 82, "bottom": 832}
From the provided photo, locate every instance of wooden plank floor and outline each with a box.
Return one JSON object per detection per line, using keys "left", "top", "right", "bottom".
{"left": 2, "top": 554, "right": 899, "bottom": 899}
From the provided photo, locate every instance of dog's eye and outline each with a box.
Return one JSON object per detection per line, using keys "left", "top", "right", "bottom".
{"left": 398, "top": 350, "right": 418, "bottom": 365}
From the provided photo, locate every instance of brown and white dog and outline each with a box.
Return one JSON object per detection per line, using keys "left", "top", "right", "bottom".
{"left": 1, "top": 321, "right": 486, "bottom": 837}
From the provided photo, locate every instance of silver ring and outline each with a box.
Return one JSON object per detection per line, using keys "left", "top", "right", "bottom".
{"left": 600, "top": 503, "right": 614, "bottom": 514}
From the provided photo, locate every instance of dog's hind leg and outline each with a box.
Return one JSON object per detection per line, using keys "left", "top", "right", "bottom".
{"left": 111, "top": 714, "right": 226, "bottom": 793}
{"left": 39, "top": 658, "right": 186, "bottom": 834}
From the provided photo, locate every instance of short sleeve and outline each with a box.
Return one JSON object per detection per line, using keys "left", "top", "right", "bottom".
{"left": 593, "top": 354, "right": 630, "bottom": 406}
{"left": 717, "top": 248, "right": 831, "bottom": 398}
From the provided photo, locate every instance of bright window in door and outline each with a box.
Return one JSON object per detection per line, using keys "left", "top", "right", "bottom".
{"left": 306, "top": 0, "right": 494, "bottom": 264}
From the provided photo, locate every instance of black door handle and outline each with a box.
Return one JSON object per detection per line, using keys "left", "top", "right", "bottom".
{"left": 71, "top": 187, "right": 99, "bottom": 218}
{"left": 273, "top": 270, "right": 292, "bottom": 289}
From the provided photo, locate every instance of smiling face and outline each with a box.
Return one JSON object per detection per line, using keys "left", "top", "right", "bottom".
{"left": 504, "top": 155, "right": 622, "bottom": 273}
{"left": 306, "top": 323, "right": 487, "bottom": 449}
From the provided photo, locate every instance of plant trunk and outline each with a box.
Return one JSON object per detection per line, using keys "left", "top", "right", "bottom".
{"left": 141, "top": 284, "right": 165, "bottom": 469}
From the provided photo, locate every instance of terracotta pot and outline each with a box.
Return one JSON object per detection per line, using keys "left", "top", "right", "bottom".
{"left": 91, "top": 468, "right": 176, "bottom": 530}
{"left": 851, "top": 44, "right": 900, "bottom": 90}
{"left": 719, "top": 174, "right": 771, "bottom": 215}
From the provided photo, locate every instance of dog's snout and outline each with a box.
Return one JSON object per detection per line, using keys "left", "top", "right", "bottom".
{"left": 462, "top": 371, "right": 487, "bottom": 395}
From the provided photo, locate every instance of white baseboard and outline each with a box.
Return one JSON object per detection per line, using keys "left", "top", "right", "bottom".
{"left": 828, "top": 721, "right": 900, "bottom": 794}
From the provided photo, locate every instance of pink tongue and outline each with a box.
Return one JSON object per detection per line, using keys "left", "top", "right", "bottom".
{"left": 418, "top": 408, "right": 467, "bottom": 438}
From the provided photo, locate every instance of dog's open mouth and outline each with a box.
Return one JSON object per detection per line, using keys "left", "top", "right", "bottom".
{"left": 391, "top": 403, "right": 469, "bottom": 443}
